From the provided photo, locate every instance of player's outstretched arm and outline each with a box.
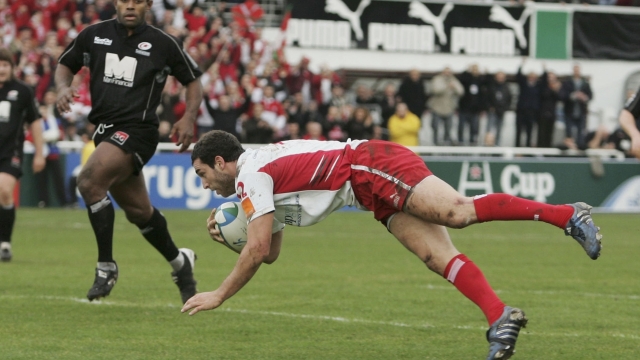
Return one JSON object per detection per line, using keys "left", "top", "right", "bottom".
{"left": 54, "top": 64, "right": 78, "bottom": 114}
{"left": 171, "top": 79, "right": 203, "bottom": 152}
{"left": 182, "top": 213, "right": 275, "bottom": 315}
{"left": 619, "top": 109, "right": 640, "bottom": 159}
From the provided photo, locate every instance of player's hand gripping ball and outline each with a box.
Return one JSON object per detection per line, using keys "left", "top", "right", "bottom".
{"left": 213, "top": 202, "right": 248, "bottom": 253}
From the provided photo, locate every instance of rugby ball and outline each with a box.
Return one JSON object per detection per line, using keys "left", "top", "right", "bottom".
{"left": 214, "top": 201, "right": 248, "bottom": 253}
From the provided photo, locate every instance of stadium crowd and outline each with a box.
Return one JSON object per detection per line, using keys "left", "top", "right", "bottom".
{"left": 4, "top": 0, "right": 636, "bottom": 209}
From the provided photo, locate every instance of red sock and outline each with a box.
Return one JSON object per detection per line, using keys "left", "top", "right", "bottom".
{"left": 443, "top": 254, "right": 505, "bottom": 325}
{"left": 473, "top": 193, "right": 573, "bottom": 228}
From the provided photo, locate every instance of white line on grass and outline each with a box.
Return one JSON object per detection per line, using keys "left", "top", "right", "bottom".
{"left": 2, "top": 294, "right": 639, "bottom": 341}
{"left": 220, "top": 307, "right": 434, "bottom": 329}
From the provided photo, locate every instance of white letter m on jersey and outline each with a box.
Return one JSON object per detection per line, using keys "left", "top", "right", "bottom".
{"left": 104, "top": 53, "right": 137, "bottom": 81}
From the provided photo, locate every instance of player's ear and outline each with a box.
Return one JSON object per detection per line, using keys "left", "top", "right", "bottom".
{"left": 214, "top": 155, "right": 225, "bottom": 170}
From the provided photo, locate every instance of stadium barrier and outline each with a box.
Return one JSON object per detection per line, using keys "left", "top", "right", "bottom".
{"left": 19, "top": 142, "right": 639, "bottom": 212}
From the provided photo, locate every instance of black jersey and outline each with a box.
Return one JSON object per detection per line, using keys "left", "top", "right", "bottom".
{"left": 58, "top": 19, "right": 202, "bottom": 126}
{"left": 0, "top": 79, "right": 39, "bottom": 159}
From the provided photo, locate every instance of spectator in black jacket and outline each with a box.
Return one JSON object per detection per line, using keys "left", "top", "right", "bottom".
{"left": 345, "top": 106, "right": 375, "bottom": 140}
{"left": 485, "top": 71, "right": 512, "bottom": 146}
{"left": 515, "top": 58, "right": 542, "bottom": 147}
{"left": 537, "top": 67, "right": 562, "bottom": 148}
{"left": 377, "top": 82, "right": 399, "bottom": 140}
{"left": 397, "top": 69, "right": 427, "bottom": 122}
{"left": 243, "top": 103, "right": 274, "bottom": 144}
{"left": 457, "top": 64, "right": 487, "bottom": 146}
{"left": 203, "top": 93, "right": 251, "bottom": 140}
{"left": 560, "top": 64, "right": 592, "bottom": 149}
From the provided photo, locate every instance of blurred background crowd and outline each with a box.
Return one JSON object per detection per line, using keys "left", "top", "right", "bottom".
{"left": 8, "top": 0, "right": 637, "bottom": 146}
{"left": 4, "top": 0, "right": 638, "bottom": 207}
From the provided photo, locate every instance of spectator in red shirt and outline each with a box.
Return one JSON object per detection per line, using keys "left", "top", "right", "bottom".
{"left": 231, "top": 0, "right": 263, "bottom": 31}
{"left": 11, "top": 2, "right": 31, "bottom": 29}
{"left": 218, "top": 49, "right": 239, "bottom": 84}
{"left": 183, "top": 4, "right": 207, "bottom": 33}
{"left": 259, "top": 84, "right": 287, "bottom": 139}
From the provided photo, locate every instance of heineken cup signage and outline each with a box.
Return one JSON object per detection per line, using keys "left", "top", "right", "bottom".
{"left": 457, "top": 162, "right": 556, "bottom": 202}
{"left": 425, "top": 158, "right": 640, "bottom": 211}
{"left": 500, "top": 165, "right": 555, "bottom": 202}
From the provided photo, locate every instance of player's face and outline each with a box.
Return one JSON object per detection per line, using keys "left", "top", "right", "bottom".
{"left": 193, "top": 159, "right": 236, "bottom": 197}
{"left": 115, "top": 0, "right": 150, "bottom": 29}
{"left": 0, "top": 60, "right": 12, "bottom": 83}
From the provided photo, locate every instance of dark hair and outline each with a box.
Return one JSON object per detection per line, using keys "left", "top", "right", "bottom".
{"left": 0, "top": 47, "right": 15, "bottom": 68}
{"left": 191, "top": 130, "right": 245, "bottom": 166}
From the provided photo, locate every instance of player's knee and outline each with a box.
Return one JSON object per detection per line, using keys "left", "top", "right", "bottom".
{"left": 77, "top": 170, "right": 109, "bottom": 202}
{"left": 76, "top": 171, "right": 94, "bottom": 197}
{"left": 443, "top": 203, "right": 475, "bottom": 229}
{"left": 445, "top": 215, "right": 472, "bottom": 229}
{"left": 123, "top": 206, "right": 156, "bottom": 226}
{"left": 124, "top": 207, "right": 151, "bottom": 225}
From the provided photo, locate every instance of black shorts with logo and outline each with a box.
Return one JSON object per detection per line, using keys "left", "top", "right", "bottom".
{"left": 93, "top": 122, "right": 159, "bottom": 175}
{"left": 0, "top": 156, "right": 23, "bottom": 179}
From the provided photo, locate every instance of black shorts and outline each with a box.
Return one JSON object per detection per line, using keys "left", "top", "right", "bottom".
{"left": 93, "top": 122, "right": 159, "bottom": 175}
{"left": 0, "top": 156, "right": 23, "bottom": 179}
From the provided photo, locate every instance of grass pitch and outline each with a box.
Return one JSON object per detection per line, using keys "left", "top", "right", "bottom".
{"left": 1, "top": 209, "right": 639, "bottom": 359}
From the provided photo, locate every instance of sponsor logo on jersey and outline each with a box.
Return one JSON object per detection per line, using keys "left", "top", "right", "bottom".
{"left": 111, "top": 131, "right": 129, "bottom": 145}
{"left": 94, "top": 36, "right": 113, "bottom": 45}
{"left": 237, "top": 182, "right": 256, "bottom": 217}
{"left": 138, "top": 42, "right": 152, "bottom": 50}
{"left": 135, "top": 49, "right": 150, "bottom": 56}
{"left": 103, "top": 53, "right": 137, "bottom": 87}
{"left": 6, "top": 90, "right": 18, "bottom": 101}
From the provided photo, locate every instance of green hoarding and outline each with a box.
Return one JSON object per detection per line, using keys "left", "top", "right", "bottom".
{"left": 425, "top": 157, "right": 640, "bottom": 210}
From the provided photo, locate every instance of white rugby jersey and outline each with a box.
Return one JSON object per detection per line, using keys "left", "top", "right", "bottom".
{"left": 236, "top": 139, "right": 368, "bottom": 227}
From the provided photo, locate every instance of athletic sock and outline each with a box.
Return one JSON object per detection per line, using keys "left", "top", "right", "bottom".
{"left": 87, "top": 196, "right": 115, "bottom": 262}
{"left": 473, "top": 193, "right": 573, "bottom": 228}
{"left": 443, "top": 254, "right": 505, "bottom": 325}
{"left": 0, "top": 204, "right": 15, "bottom": 243}
{"left": 137, "top": 207, "right": 180, "bottom": 263}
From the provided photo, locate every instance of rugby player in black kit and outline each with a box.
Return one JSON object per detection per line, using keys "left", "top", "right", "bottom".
{"left": 55, "top": 0, "right": 203, "bottom": 303}
{"left": 0, "top": 48, "right": 45, "bottom": 262}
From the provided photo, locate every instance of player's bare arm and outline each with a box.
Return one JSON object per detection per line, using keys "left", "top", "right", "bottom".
{"left": 182, "top": 212, "right": 275, "bottom": 315}
{"left": 53, "top": 64, "right": 79, "bottom": 114}
{"left": 29, "top": 119, "right": 46, "bottom": 173}
{"left": 619, "top": 109, "right": 640, "bottom": 159}
{"left": 171, "top": 79, "right": 203, "bottom": 152}
{"left": 206, "top": 208, "right": 282, "bottom": 263}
